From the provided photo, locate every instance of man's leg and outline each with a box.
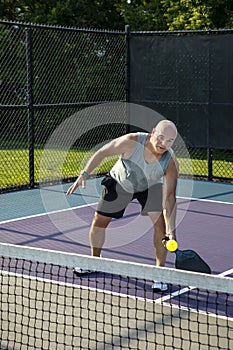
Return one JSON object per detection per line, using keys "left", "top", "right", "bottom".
{"left": 90, "top": 212, "right": 112, "bottom": 257}
{"left": 148, "top": 212, "right": 167, "bottom": 266}
{"left": 90, "top": 175, "right": 130, "bottom": 257}
{"left": 138, "top": 184, "right": 166, "bottom": 266}
{"left": 73, "top": 212, "right": 112, "bottom": 276}
{"left": 148, "top": 212, "right": 168, "bottom": 292}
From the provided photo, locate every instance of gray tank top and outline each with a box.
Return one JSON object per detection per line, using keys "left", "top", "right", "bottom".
{"left": 110, "top": 132, "right": 173, "bottom": 193}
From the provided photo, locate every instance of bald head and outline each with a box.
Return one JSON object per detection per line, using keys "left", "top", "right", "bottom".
{"left": 155, "top": 120, "right": 177, "bottom": 139}
{"left": 151, "top": 120, "right": 177, "bottom": 152}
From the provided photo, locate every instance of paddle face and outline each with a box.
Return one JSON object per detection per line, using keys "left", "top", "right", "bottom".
{"left": 175, "top": 249, "right": 211, "bottom": 274}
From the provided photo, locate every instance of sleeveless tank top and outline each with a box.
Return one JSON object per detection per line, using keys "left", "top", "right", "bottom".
{"left": 110, "top": 132, "right": 173, "bottom": 193}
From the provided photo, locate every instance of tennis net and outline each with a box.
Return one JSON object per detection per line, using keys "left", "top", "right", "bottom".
{"left": 0, "top": 243, "right": 232, "bottom": 350}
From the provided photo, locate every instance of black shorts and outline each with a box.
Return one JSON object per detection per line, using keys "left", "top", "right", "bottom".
{"left": 96, "top": 174, "right": 163, "bottom": 219}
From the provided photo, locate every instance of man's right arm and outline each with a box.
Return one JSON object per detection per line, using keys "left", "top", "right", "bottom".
{"left": 66, "top": 133, "right": 137, "bottom": 195}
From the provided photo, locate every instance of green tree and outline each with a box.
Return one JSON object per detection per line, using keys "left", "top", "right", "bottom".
{"left": 161, "top": 0, "right": 233, "bottom": 30}
{"left": 0, "top": 0, "right": 166, "bottom": 31}
{"left": 208, "top": 0, "right": 233, "bottom": 28}
{"left": 1, "top": 0, "right": 233, "bottom": 32}
{"left": 0, "top": 0, "right": 125, "bottom": 29}
{"left": 115, "top": 0, "right": 166, "bottom": 31}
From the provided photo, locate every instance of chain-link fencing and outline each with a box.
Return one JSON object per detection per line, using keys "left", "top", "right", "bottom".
{"left": 0, "top": 21, "right": 232, "bottom": 193}
{"left": 0, "top": 22, "right": 126, "bottom": 192}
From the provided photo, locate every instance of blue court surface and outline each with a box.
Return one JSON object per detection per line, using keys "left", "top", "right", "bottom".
{"left": 0, "top": 178, "right": 232, "bottom": 274}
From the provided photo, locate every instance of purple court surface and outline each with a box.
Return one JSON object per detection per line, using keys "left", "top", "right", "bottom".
{"left": 0, "top": 178, "right": 232, "bottom": 276}
{"left": 0, "top": 179, "right": 233, "bottom": 304}
{"left": 0, "top": 197, "right": 232, "bottom": 273}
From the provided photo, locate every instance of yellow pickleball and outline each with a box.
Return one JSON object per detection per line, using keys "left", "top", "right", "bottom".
{"left": 166, "top": 240, "right": 178, "bottom": 252}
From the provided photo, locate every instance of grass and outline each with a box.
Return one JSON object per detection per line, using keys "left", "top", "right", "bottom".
{"left": 0, "top": 148, "right": 232, "bottom": 189}
{"left": 0, "top": 149, "right": 118, "bottom": 188}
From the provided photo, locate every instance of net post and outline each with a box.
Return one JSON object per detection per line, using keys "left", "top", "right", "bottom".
{"left": 26, "top": 27, "right": 35, "bottom": 189}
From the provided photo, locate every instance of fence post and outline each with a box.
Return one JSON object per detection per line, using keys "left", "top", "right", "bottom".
{"left": 26, "top": 27, "right": 35, "bottom": 188}
{"left": 207, "top": 31, "right": 213, "bottom": 181}
{"left": 125, "top": 24, "right": 130, "bottom": 133}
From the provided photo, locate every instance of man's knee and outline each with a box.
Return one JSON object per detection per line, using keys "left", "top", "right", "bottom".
{"left": 152, "top": 214, "right": 166, "bottom": 234}
{"left": 91, "top": 212, "right": 112, "bottom": 229}
{"left": 148, "top": 211, "right": 164, "bottom": 224}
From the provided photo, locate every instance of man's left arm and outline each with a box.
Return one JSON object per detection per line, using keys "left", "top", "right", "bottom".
{"left": 163, "top": 155, "right": 179, "bottom": 240}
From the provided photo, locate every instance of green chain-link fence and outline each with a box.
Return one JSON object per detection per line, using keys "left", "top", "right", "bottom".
{"left": 0, "top": 21, "right": 232, "bottom": 193}
{"left": 0, "top": 22, "right": 126, "bottom": 192}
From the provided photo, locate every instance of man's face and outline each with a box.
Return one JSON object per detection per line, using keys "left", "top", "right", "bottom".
{"left": 152, "top": 126, "right": 176, "bottom": 154}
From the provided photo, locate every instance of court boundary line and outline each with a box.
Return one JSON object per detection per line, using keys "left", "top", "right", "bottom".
{"left": 0, "top": 202, "right": 98, "bottom": 225}
{"left": 177, "top": 196, "right": 233, "bottom": 205}
{"left": 1, "top": 195, "right": 232, "bottom": 225}
{"left": 154, "top": 267, "right": 233, "bottom": 317}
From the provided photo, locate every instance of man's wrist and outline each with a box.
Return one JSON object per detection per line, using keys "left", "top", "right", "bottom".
{"left": 80, "top": 170, "right": 89, "bottom": 178}
{"left": 162, "top": 232, "right": 176, "bottom": 241}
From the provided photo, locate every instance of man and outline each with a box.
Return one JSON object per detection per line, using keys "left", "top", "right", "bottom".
{"left": 66, "top": 120, "right": 179, "bottom": 292}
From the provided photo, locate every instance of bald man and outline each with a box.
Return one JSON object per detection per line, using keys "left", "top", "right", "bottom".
{"left": 67, "top": 120, "right": 179, "bottom": 292}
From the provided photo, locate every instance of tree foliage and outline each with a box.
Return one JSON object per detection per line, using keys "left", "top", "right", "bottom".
{"left": 1, "top": 0, "right": 125, "bottom": 29}
{"left": 115, "top": 0, "right": 167, "bottom": 31}
{"left": 161, "top": 0, "right": 233, "bottom": 30}
{"left": 1, "top": 0, "right": 233, "bottom": 31}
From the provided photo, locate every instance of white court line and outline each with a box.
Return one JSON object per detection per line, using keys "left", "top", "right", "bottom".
{"left": 1, "top": 195, "right": 232, "bottom": 225}
{"left": 150, "top": 267, "right": 233, "bottom": 322}
{"left": 154, "top": 268, "right": 233, "bottom": 303}
{"left": 177, "top": 195, "right": 233, "bottom": 205}
{"left": 0, "top": 201, "right": 98, "bottom": 225}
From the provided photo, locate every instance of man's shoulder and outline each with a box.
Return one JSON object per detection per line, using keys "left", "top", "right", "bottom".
{"left": 126, "top": 132, "right": 148, "bottom": 141}
{"left": 167, "top": 152, "right": 179, "bottom": 175}
{"left": 125, "top": 132, "right": 138, "bottom": 142}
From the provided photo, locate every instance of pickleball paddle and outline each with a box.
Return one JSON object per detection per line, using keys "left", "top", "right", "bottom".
{"left": 164, "top": 238, "right": 211, "bottom": 274}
